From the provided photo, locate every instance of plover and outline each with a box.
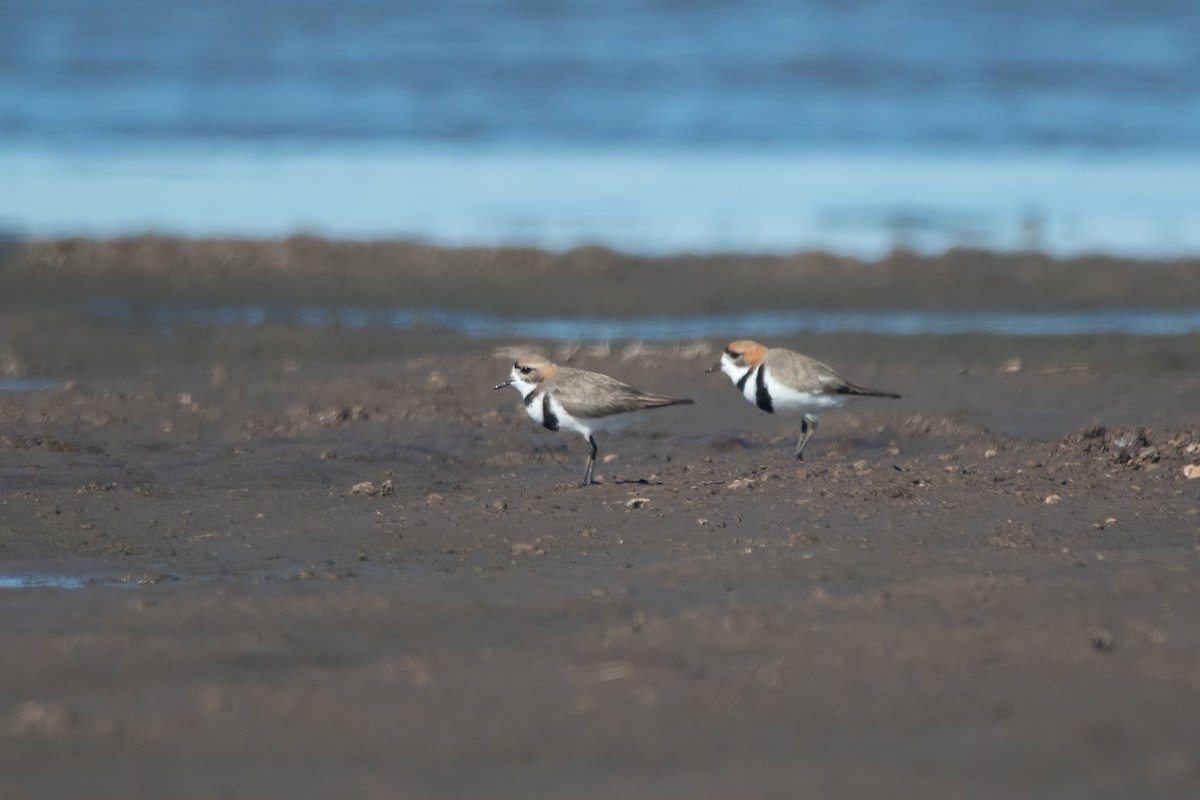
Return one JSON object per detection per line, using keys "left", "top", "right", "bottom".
{"left": 711, "top": 339, "right": 900, "bottom": 460}
{"left": 496, "top": 355, "right": 694, "bottom": 486}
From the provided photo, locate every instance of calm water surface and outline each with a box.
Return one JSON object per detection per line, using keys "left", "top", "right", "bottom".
{"left": 85, "top": 300, "right": 1200, "bottom": 339}
{"left": 4, "top": 1, "right": 1199, "bottom": 255}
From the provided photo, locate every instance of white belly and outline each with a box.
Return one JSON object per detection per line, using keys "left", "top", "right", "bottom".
{"left": 546, "top": 395, "right": 635, "bottom": 437}
{"left": 740, "top": 366, "right": 847, "bottom": 415}
{"left": 524, "top": 392, "right": 628, "bottom": 440}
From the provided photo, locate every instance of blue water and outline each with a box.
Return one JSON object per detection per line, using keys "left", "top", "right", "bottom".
{"left": 0, "top": 377, "right": 59, "bottom": 392}
{"left": 0, "top": 575, "right": 85, "bottom": 589}
{"left": 85, "top": 299, "right": 1200, "bottom": 339}
{"left": 4, "top": 1, "right": 1200, "bottom": 256}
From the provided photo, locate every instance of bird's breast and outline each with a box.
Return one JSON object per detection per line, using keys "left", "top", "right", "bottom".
{"left": 736, "top": 365, "right": 759, "bottom": 403}
{"left": 522, "top": 389, "right": 546, "bottom": 425}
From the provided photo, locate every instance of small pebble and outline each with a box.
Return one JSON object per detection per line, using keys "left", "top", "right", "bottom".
{"left": 1089, "top": 626, "right": 1114, "bottom": 652}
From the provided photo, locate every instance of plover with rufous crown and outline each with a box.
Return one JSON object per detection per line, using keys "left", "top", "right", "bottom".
{"left": 710, "top": 339, "right": 900, "bottom": 460}
{"left": 496, "top": 355, "right": 694, "bottom": 486}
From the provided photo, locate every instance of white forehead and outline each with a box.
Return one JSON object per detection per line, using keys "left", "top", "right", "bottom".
{"left": 508, "top": 364, "right": 538, "bottom": 388}
{"left": 718, "top": 355, "right": 742, "bottom": 378}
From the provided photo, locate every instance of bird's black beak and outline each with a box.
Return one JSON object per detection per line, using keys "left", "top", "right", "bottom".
{"left": 493, "top": 379, "right": 512, "bottom": 390}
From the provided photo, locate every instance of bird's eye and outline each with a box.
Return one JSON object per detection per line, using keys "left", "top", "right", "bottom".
{"left": 519, "top": 366, "right": 533, "bottom": 374}
{"left": 727, "top": 351, "right": 740, "bottom": 359}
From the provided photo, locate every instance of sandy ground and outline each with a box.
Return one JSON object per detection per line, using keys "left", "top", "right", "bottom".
{"left": 1, "top": 240, "right": 1200, "bottom": 798}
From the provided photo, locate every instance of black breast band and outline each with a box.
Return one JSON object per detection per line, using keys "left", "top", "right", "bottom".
{"left": 754, "top": 365, "right": 774, "bottom": 413}
{"left": 541, "top": 393, "right": 559, "bottom": 431}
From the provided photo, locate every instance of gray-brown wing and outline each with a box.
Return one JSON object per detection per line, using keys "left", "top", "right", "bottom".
{"left": 767, "top": 348, "right": 900, "bottom": 398}
{"left": 765, "top": 348, "right": 847, "bottom": 394}
{"left": 549, "top": 367, "right": 693, "bottom": 419}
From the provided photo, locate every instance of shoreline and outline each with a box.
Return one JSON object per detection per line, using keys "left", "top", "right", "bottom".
{"left": 6, "top": 146, "right": 1200, "bottom": 258}
{"left": 5, "top": 236, "right": 1200, "bottom": 315}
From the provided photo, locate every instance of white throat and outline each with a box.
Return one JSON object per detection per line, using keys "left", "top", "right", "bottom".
{"left": 508, "top": 369, "right": 539, "bottom": 399}
{"left": 719, "top": 356, "right": 748, "bottom": 383}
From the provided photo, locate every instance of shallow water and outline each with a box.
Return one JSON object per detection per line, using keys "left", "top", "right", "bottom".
{"left": 0, "top": 574, "right": 85, "bottom": 589}
{"left": 0, "top": 377, "right": 58, "bottom": 392}
{"left": 86, "top": 299, "right": 1200, "bottom": 340}
{"left": 6, "top": 148, "right": 1200, "bottom": 257}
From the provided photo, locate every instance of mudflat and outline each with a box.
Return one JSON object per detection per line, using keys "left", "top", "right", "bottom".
{"left": 1, "top": 240, "right": 1199, "bottom": 798}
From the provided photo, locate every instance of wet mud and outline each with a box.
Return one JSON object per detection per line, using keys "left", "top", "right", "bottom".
{"left": 1, "top": 240, "right": 1199, "bottom": 798}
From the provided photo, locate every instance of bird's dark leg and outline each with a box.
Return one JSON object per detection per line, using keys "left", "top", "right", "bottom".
{"left": 794, "top": 415, "right": 818, "bottom": 460}
{"left": 581, "top": 435, "right": 599, "bottom": 486}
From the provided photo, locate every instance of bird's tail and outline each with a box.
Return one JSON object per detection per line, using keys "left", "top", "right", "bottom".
{"left": 837, "top": 383, "right": 901, "bottom": 399}
{"left": 639, "top": 395, "right": 696, "bottom": 408}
